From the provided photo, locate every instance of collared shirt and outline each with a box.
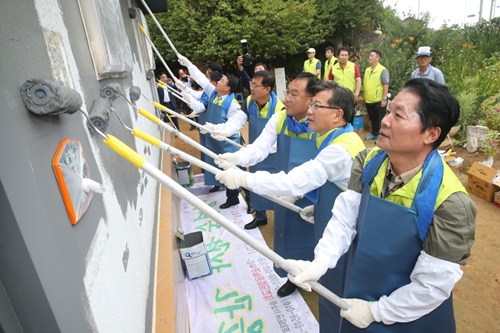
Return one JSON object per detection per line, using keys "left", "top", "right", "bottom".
{"left": 382, "top": 162, "right": 423, "bottom": 198}
{"left": 411, "top": 64, "right": 445, "bottom": 85}
{"left": 187, "top": 63, "right": 247, "bottom": 136}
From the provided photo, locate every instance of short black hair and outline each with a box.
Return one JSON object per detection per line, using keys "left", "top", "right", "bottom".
{"left": 191, "top": 80, "right": 202, "bottom": 90}
{"left": 209, "top": 62, "right": 223, "bottom": 73}
{"left": 254, "top": 62, "right": 267, "bottom": 70}
{"left": 315, "top": 81, "right": 355, "bottom": 123}
{"left": 325, "top": 46, "right": 334, "bottom": 53}
{"left": 402, "top": 78, "right": 460, "bottom": 148}
{"left": 371, "top": 49, "right": 382, "bottom": 58}
{"left": 253, "top": 70, "right": 275, "bottom": 91}
{"left": 226, "top": 73, "right": 239, "bottom": 93}
{"left": 209, "top": 71, "right": 223, "bottom": 82}
{"left": 338, "top": 46, "right": 349, "bottom": 55}
{"left": 293, "top": 72, "right": 320, "bottom": 97}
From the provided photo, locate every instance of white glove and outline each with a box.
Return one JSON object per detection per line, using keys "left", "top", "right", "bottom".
{"left": 278, "top": 196, "right": 300, "bottom": 204}
{"left": 215, "top": 168, "right": 248, "bottom": 189}
{"left": 200, "top": 122, "right": 215, "bottom": 135}
{"left": 177, "top": 54, "right": 192, "bottom": 67}
{"left": 181, "top": 91, "right": 191, "bottom": 103}
{"left": 174, "top": 78, "right": 186, "bottom": 90}
{"left": 186, "top": 111, "right": 198, "bottom": 118}
{"left": 211, "top": 128, "right": 230, "bottom": 141}
{"left": 340, "top": 298, "right": 376, "bottom": 329}
{"left": 218, "top": 152, "right": 241, "bottom": 166}
{"left": 300, "top": 205, "right": 315, "bottom": 224}
{"left": 287, "top": 258, "right": 328, "bottom": 292}
{"left": 214, "top": 159, "right": 233, "bottom": 170}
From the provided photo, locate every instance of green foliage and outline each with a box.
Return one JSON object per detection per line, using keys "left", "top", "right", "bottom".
{"left": 148, "top": 0, "right": 322, "bottom": 68}
{"left": 478, "top": 93, "right": 500, "bottom": 132}
{"left": 464, "top": 18, "right": 500, "bottom": 58}
{"left": 479, "top": 130, "right": 500, "bottom": 157}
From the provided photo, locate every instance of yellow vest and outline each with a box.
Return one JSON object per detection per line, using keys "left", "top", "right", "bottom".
{"left": 246, "top": 96, "right": 286, "bottom": 118}
{"left": 363, "top": 63, "right": 386, "bottom": 103}
{"left": 304, "top": 58, "right": 321, "bottom": 79}
{"left": 331, "top": 61, "right": 357, "bottom": 92}
{"left": 275, "top": 110, "right": 313, "bottom": 139}
{"left": 317, "top": 129, "right": 365, "bottom": 158}
{"left": 323, "top": 57, "right": 338, "bottom": 81}
{"left": 364, "top": 147, "right": 469, "bottom": 209}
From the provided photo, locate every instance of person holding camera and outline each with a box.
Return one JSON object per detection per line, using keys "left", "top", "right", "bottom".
{"left": 236, "top": 39, "right": 267, "bottom": 91}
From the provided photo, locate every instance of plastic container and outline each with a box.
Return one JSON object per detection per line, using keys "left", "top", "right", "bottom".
{"left": 353, "top": 115, "right": 364, "bottom": 134}
{"left": 175, "top": 161, "right": 194, "bottom": 187}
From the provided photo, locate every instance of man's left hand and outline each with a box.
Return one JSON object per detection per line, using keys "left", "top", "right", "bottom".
{"left": 215, "top": 168, "right": 248, "bottom": 189}
{"left": 340, "top": 298, "right": 376, "bottom": 329}
{"left": 211, "top": 129, "right": 229, "bottom": 141}
{"left": 200, "top": 122, "right": 215, "bottom": 134}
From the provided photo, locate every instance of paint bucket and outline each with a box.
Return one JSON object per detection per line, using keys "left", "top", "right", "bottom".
{"left": 175, "top": 161, "right": 194, "bottom": 187}
{"left": 353, "top": 115, "right": 364, "bottom": 134}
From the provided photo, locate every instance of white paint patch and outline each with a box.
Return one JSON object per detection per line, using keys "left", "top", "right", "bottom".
{"left": 33, "top": 0, "right": 162, "bottom": 332}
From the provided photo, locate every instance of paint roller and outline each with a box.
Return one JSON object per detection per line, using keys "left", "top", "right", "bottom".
{"left": 101, "top": 132, "right": 349, "bottom": 311}
{"left": 20, "top": 78, "right": 83, "bottom": 115}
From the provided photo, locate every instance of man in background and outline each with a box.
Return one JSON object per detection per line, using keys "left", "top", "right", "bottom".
{"left": 411, "top": 46, "right": 445, "bottom": 84}
{"left": 303, "top": 48, "right": 322, "bottom": 79}
{"left": 328, "top": 47, "right": 361, "bottom": 104}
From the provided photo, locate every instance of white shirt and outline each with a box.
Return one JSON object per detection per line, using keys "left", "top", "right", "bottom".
{"left": 245, "top": 142, "right": 353, "bottom": 197}
{"left": 162, "top": 87, "right": 170, "bottom": 103}
{"left": 188, "top": 64, "right": 247, "bottom": 136}
{"left": 236, "top": 112, "right": 282, "bottom": 167}
{"left": 314, "top": 190, "right": 463, "bottom": 325}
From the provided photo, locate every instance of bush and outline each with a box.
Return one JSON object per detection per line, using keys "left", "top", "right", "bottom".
{"left": 478, "top": 93, "right": 500, "bottom": 132}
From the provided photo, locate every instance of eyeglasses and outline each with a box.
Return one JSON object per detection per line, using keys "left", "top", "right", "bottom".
{"left": 249, "top": 82, "right": 264, "bottom": 88}
{"left": 308, "top": 103, "right": 341, "bottom": 111}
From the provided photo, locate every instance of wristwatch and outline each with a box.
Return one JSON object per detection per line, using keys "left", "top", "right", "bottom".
{"left": 382, "top": 97, "right": 388, "bottom": 101}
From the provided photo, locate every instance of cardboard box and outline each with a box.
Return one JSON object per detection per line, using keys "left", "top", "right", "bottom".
{"left": 177, "top": 230, "right": 212, "bottom": 280}
{"left": 494, "top": 191, "right": 500, "bottom": 208}
{"left": 467, "top": 162, "right": 500, "bottom": 202}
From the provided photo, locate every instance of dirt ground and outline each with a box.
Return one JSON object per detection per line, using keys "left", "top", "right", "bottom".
{"left": 171, "top": 118, "right": 500, "bottom": 333}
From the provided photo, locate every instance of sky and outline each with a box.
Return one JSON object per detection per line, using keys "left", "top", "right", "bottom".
{"left": 383, "top": 0, "right": 500, "bottom": 29}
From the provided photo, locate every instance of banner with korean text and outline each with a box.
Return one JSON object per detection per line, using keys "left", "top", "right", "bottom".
{"left": 180, "top": 176, "right": 319, "bottom": 333}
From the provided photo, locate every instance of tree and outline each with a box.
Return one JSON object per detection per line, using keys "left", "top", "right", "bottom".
{"left": 147, "top": 0, "right": 322, "bottom": 69}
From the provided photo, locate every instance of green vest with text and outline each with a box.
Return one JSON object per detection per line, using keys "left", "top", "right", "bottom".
{"left": 364, "top": 147, "right": 469, "bottom": 209}
{"left": 363, "top": 63, "right": 386, "bottom": 103}
{"left": 304, "top": 58, "right": 321, "bottom": 79}
{"left": 331, "top": 61, "right": 357, "bottom": 92}
{"left": 323, "top": 57, "right": 338, "bottom": 81}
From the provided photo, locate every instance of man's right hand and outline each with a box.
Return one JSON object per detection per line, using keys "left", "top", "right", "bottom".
{"left": 218, "top": 152, "right": 241, "bottom": 166}
{"left": 178, "top": 53, "right": 192, "bottom": 67}
{"left": 236, "top": 55, "right": 244, "bottom": 71}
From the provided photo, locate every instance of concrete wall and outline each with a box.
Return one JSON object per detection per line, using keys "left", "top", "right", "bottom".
{"left": 0, "top": 0, "right": 174, "bottom": 332}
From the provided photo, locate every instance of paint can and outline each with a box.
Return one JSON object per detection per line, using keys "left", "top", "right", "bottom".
{"left": 353, "top": 115, "right": 364, "bottom": 134}
{"left": 175, "top": 161, "right": 194, "bottom": 187}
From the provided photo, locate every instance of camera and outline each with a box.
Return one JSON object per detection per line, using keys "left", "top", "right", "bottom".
{"left": 241, "top": 39, "right": 253, "bottom": 67}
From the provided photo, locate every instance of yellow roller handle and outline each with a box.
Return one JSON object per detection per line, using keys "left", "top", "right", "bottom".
{"left": 138, "top": 24, "right": 147, "bottom": 36}
{"left": 138, "top": 108, "right": 161, "bottom": 124}
{"left": 153, "top": 101, "right": 167, "bottom": 111}
{"left": 132, "top": 129, "right": 161, "bottom": 147}
{"left": 104, "top": 135, "right": 146, "bottom": 168}
{"left": 157, "top": 82, "right": 166, "bottom": 89}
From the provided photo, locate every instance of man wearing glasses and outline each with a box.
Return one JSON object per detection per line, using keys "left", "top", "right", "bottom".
{"left": 215, "top": 80, "right": 365, "bottom": 303}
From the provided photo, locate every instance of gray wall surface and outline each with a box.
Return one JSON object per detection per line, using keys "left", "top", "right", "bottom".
{"left": 0, "top": 0, "right": 164, "bottom": 332}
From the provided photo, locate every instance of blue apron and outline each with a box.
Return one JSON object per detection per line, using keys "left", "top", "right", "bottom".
{"left": 198, "top": 92, "right": 208, "bottom": 166}
{"left": 203, "top": 96, "right": 240, "bottom": 186}
{"left": 314, "top": 181, "right": 347, "bottom": 332}
{"left": 337, "top": 150, "right": 455, "bottom": 333}
{"left": 248, "top": 101, "right": 276, "bottom": 211}
{"left": 273, "top": 125, "right": 317, "bottom": 277}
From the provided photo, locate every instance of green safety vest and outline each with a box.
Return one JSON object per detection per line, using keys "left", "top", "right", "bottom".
{"left": 364, "top": 147, "right": 469, "bottom": 209}
{"left": 323, "top": 57, "right": 338, "bottom": 81}
{"left": 304, "top": 58, "right": 321, "bottom": 79}
{"left": 331, "top": 61, "right": 357, "bottom": 92}
{"left": 363, "top": 63, "right": 386, "bottom": 103}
